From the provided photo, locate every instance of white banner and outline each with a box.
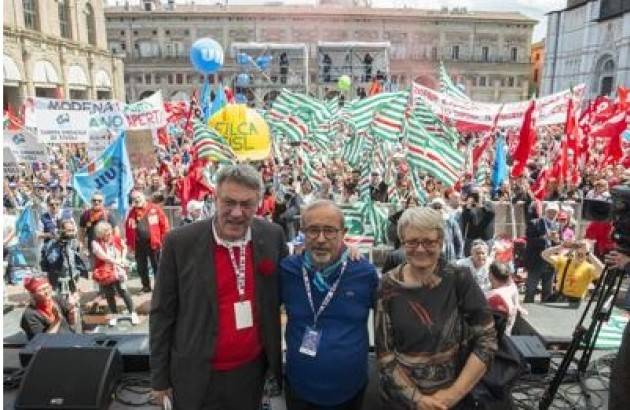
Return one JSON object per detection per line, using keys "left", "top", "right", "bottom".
{"left": 87, "top": 130, "right": 114, "bottom": 161}
{"left": 123, "top": 91, "right": 167, "bottom": 130}
{"left": 3, "top": 147, "right": 20, "bottom": 177}
{"left": 29, "top": 98, "right": 127, "bottom": 143}
{"left": 3, "top": 129, "right": 47, "bottom": 163}
{"left": 411, "top": 83, "right": 586, "bottom": 130}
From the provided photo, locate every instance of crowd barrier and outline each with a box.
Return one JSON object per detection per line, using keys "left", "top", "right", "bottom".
{"left": 11, "top": 201, "right": 585, "bottom": 270}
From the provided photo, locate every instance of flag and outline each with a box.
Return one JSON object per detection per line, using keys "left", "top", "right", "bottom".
{"left": 344, "top": 92, "right": 404, "bottom": 134}
{"left": 72, "top": 133, "right": 134, "bottom": 218}
{"left": 369, "top": 91, "right": 409, "bottom": 144}
{"left": 618, "top": 86, "right": 630, "bottom": 113}
{"left": 209, "top": 83, "right": 227, "bottom": 118}
{"left": 200, "top": 78, "right": 211, "bottom": 121}
{"left": 511, "top": 99, "right": 536, "bottom": 178}
{"left": 16, "top": 206, "right": 37, "bottom": 246}
{"left": 192, "top": 119, "right": 236, "bottom": 163}
{"left": 491, "top": 135, "right": 507, "bottom": 196}
{"left": 340, "top": 202, "right": 375, "bottom": 247}
{"left": 438, "top": 61, "right": 470, "bottom": 101}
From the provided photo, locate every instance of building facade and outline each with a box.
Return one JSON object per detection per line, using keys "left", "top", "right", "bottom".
{"left": 542, "top": 0, "right": 630, "bottom": 98}
{"left": 104, "top": 2, "right": 536, "bottom": 103}
{"left": 530, "top": 40, "right": 544, "bottom": 97}
{"left": 3, "top": 0, "right": 125, "bottom": 111}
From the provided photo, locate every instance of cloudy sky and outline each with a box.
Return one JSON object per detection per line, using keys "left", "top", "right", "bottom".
{"left": 112, "top": 0, "right": 567, "bottom": 41}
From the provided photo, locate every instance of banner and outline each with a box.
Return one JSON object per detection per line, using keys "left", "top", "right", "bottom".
{"left": 27, "top": 98, "right": 126, "bottom": 143}
{"left": 411, "top": 83, "right": 586, "bottom": 131}
{"left": 126, "top": 129, "right": 156, "bottom": 169}
{"left": 208, "top": 104, "right": 271, "bottom": 161}
{"left": 3, "top": 129, "right": 47, "bottom": 163}
{"left": 124, "top": 91, "right": 167, "bottom": 130}
{"left": 3, "top": 147, "right": 19, "bottom": 177}
{"left": 87, "top": 130, "right": 114, "bottom": 161}
{"left": 72, "top": 133, "right": 134, "bottom": 217}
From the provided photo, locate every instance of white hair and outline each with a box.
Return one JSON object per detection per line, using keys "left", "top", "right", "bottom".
{"left": 397, "top": 207, "right": 445, "bottom": 240}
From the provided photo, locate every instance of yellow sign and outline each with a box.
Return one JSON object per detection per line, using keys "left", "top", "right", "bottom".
{"left": 209, "top": 104, "right": 271, "bottom": 161}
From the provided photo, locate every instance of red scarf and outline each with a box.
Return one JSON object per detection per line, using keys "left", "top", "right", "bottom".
{"left": 36, "top": 299, "right": 55, "bottom": 323}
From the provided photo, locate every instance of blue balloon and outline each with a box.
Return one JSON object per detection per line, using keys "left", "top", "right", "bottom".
{"left": 235, "top": 93, "right": 248, "bottom": 104}
{"left": 256, "top": 55, "right": 272, "bottom": 71}
{"left": 236, "top": 53, "right": 251, "bottom": 65}
{"left": 623, "top": 129, "right": 630, "bottom": 141}
{"left": 236, "top": 73, "right": 250, "bottom": 87}
{"left": 189, "top": 38, "right": 224, "bottom": 74}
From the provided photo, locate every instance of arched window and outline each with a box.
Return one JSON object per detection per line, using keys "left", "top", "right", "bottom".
{"left": 58, "top": 0, "right": 71, "bottom": 39}
{"left": 85, "top": 3, "right": 96, "bottom": 46}
{"left": 595, "top": 56, "right": 616, "bottom": 96}
{"left": 23, "top": 0, "right": 38, "bottom": 30}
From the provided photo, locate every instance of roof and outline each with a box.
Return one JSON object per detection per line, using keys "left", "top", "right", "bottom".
{"left": 104, "top": 5, "right": 537, "bottom": 24}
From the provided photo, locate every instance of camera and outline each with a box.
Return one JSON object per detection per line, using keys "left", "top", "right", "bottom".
{"left": 582, "top": 184, "right": 630, "bottom": 254}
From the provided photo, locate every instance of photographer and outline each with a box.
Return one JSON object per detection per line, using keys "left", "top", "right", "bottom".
{"left": 541, "top": 240, "right": 603, "bottom": 305}
{"left": 605, "top": 250, "right": 630, "bottom": 410}
{"left": 461, "top": 187, "right": 495, "bottom": 256}
{"left": 40, "top": 219, "right": 84, "bottom": 299}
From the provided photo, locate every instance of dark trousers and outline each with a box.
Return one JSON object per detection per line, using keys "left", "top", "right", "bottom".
{"left": 610, "top": 322, "right": 630, "bottom": 410}
{"left": 102, "top": 281, "right": 134, "bottom": 314}
{"left": 135, "top": 243, "right": 159, "bottom": 289}
{"left": 285, "top": 382, "right": 366, "bottom": 410}
{"left": 199, "top": 356, "right": 266, "bottom": 410}
{"left": 524, "top": 263, "right": 554, "bottom": 303}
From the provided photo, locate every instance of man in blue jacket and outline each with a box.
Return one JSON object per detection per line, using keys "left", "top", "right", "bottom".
{"left": 281, "top": 200, "right": 378, "bottom": 410}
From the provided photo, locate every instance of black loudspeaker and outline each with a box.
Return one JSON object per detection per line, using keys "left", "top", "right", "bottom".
{"left": 15, "top": 347, "right": 122, "bottom": 410}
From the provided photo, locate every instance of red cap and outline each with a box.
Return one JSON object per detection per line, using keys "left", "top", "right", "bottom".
{"left": 23, "top": 276, "right": 49, "bottom": 294}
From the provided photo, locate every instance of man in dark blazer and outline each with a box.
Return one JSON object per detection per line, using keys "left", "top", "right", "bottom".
{"left": 524, "top": 201, "right": 560, "bottom": 303}
{"left": 150, "top": 164, "right": 288, "bottom": 409}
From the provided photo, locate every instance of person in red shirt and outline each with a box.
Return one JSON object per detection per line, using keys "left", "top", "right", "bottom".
{"left": 150, "top": 164, "right": 288, "bottom": 410}
{"left": 125, "top": 191, "right": 169, "bottom": 292}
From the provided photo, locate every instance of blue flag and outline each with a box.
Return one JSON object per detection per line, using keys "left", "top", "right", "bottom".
{"left": 491, "top": 134, "right": 507, "bottom": 196}
{"left": 209, "top": 83, "right": 226, "bottom": 118}
{"left": 200, "top": 77, "right": 211, "bottom": 121}
{"left": 72, "top": 132, "right": 133, "bottom": 218}
{"left": 16, "top": 206, "right": 37, "bottom": 246}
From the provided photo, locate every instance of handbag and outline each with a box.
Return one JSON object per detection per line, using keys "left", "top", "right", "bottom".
{"left": 546, "top": 257, "right": 572, "bottom": 302}
{"left": 92, "top": 263, "right": 118, "bottom": 285}
{"left": 455, "top": 269, "right": 526, "bottom": 409}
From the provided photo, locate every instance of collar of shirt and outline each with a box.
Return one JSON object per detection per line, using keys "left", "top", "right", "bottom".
{"left": 211, "top": 219, "right": 252, "bottom": 249}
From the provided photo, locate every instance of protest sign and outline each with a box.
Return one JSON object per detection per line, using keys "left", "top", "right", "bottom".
{"left": 3, "top": 129, "right": 47, "bottom": 163}
{"left": 126, "top": 129, "right": 156, "bottom": 169}
{"left": 124, "top": 91, "right": 167, "bottom": 130}
{"left": 30, "top": 98, "right": 125, "bottom": 143}
{"left": 88, "top": 130, "right": 114, "bottom": 161}
{"left": 3, "top": 147, "right": 20, "bottom": 177}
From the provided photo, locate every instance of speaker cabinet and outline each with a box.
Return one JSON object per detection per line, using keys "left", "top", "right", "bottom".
{"left": 15, "top": 347, "right": 122, "bottom": 410}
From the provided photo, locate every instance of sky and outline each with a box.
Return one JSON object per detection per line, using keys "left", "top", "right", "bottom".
{"left": 110, "top": 0, "right": 567, "bottom": 42}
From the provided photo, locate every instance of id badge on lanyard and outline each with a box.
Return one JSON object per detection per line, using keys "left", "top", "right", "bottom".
{"left": 299, "top": 260, "right": 347, "bottom": 357}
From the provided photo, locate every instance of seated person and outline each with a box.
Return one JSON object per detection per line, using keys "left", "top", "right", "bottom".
{"left": 541, "top": 240, "right": 604, "bottom": 303}
{"left": 486, "top": 262, "right": 527, "bottom": 336}
{"left": 20, "top": 276, "right": 75, "bottom": 340}
{"left": 455, "top": 239, "right": 492, "bottom": 292}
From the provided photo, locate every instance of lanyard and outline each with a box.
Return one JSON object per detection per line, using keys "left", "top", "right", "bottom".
{"left": 302, "top": 260, "right": 347, "bottom": 327}
{"left": 212, "top": 220, "right": 251, "bottom": 300}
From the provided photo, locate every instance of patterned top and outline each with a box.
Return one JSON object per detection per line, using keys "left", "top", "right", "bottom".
{"left": 375, "top": 259, "right": 497, "bottom": 408}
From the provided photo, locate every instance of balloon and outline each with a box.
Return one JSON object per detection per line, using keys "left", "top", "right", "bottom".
{"left": 235, "top": 93, "right": 248, "bottom": 104}
{"left": 189, "top": 38, "right": 224, "bottom": 74}
{"left": 236, "top": 53, "right": 251, "bottom": 65}
{"left": 209, "top": 104, "right": 271, "bottom": 161}
{"left": 337, "top": 75, "right": 351, "bottom": 91}
{"left": 456, "top": 83, "right": 466, "bottom": 92}
{"left": 255, "top": 55, "right": 272, "bottom": 71}
{"left": 236, "top": 73, "right": 250, "bottom": 87}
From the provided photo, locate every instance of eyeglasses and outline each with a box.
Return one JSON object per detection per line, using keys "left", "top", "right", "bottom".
{"left": 304, "top": 226, "right": 341, "bottom": 240}
{"left": 92, "top": 199, "right": 103, "bottom": 204}
{"left": 402, "top": 237, "right": 441, "bottom": 250}
{"left": 48, "top": 202, "right": 59, "bottom": 207}
{"left": 220, "top": 199, "right": 257, "bottom": 212}
{"left": 131, "top": 197, "right": 142, "bottom": 203}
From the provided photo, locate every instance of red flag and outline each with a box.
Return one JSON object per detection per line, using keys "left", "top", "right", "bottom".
{"left": 368, "top": 80, "right": 383, "bottom": 96}
{"left": 590, "top": 110, "right": 627, "bottom": 139}
{"left": 603, "top": 114, "right": 625, "bottom": 164}
{"left": 178, "top": 158, "right": 213, "bottom": 214}
{"left": 618, "top": 86, "right": 630, "bottom": 113}
{"left": 511, "top": 99, "right": 536, "bottom": 178}
{"left": 592, "top": 96, "right": 615, "bottom": 124}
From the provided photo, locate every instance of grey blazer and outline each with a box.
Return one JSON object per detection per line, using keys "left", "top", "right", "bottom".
{"left": 149, "top": 218, "right": 288, "bottom": 409}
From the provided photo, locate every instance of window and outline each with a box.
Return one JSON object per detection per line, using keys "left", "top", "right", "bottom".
{"left": 431, "top": 46, "right": 438, "bottom": 61}
{"left": 184, "top": 29, "right": 189, "bottom": 35}
{"left": 511, "top": 47, "right": 518, "bottom": 62}
{"left": 153, "top": 30, "right": 157, "bottom": 35}
{"left": 165, "top": 30, "right": 170, "bottom": 35}
{"left": 137, "top": 76, "right": 143, "bottom": 83}
{"left": 23, "top": 0, "right": 38, "bottom": 30}
{"left": 186, "top": 74, "right": 193, "bottom": 84}
{"left": 452, "top": 45, "right": 459, "bottom": 60}
{"left": 155, "top": 74, "right": 161, "bottom": 84}
{"left": 508, "top": 76, "right": 515, "bottom": 87}
{"left": 479, "top": 76, "right": 486, "bottom": 87}
{"left": 145, "top": 74, "right": 152, "bottom": 84}
{"left": 120, "top": 42, "right": 126, "bottom": 50}
{"left": 58, "top": 0, "right": 71, "bottom": 39}
{"left": 85, "top": 3, "right": 96, "bottom": 46}
{"left": 120, "top": 30, "right": 125, "bottom": 36}
{"left": 481, "top": 46, "right": 489, "bottom": 62}
{"left": 533, "top": 69, "right": 538, "bottom": 82}
{"left": 168, "top": 74, "right": 173, "bottom": 84}
{"left": 144, "top": 2, "right": 151, "bottom": 11}
{"left": 535, "top": 53, "right": 540, "bottom": 62}
{"left": 176, "top": 74, "right": 183, "bottom": 84}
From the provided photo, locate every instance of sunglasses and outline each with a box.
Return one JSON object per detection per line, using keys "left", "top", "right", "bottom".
{"left": 92, "top": 199, "right": 103, "bottom": 204}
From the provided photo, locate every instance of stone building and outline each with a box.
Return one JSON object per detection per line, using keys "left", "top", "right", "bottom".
{"left": 3, "top": 0, "right": 125, "bottom": 111}
{"left": 104, "top": 1, "right": 536, "bottom": 104}
{"left": 542, "top": 0, "right": 630, "bottom": 98}
{"left": 530, "top": 40, "right": 544, "bottom": 97}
